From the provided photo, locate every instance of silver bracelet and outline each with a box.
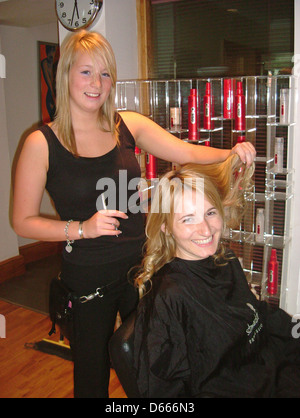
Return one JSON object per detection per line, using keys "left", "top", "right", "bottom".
{"left": 64, "top": 219, "right": 74, "bottom": 253}
{"left": 78, "top": 221, "right": 84, "bottom": 239}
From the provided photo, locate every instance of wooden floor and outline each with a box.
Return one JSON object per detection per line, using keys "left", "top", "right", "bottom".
{"left": 0, "top": 300, "right": 126, "bottom": 398}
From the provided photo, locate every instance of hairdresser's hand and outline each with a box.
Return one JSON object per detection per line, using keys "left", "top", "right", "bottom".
{"left": 82, "top": 210, "right": 128, "bottom": 238}
{"left": 230, "top": 142, "right": 256, "bottom": 166}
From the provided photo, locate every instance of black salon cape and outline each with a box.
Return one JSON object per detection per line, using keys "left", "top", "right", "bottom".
{"left": 133, "top": 253, "right": 300, "bottom": 398}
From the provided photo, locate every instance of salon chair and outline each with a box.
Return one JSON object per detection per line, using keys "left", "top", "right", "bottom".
{"left": 109, "top": 311, "right": 140, "bottom": 398}
{"left": 109, "top": 312, "right": 216, "bottom": 398}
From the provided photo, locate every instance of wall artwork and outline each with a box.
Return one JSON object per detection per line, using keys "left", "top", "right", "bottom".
{"left": 38, "top": 41, "right": 59, "bottom": 124}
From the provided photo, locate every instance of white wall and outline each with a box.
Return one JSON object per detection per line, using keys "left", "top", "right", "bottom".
{"left": 0, "top": 22, "right": 59, "bottom": 257}
{"left": 1, "top": 23, "right": 58, "bottom": 168}
{"left": 0, "top": 36, "right": 19, "bottom": 261}
{"left": 104, "top": 0, "right": 138, "bottom": 80}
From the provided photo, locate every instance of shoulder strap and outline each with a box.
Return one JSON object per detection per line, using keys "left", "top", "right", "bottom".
{"left": 38, "top": 124, "right": 60, "bottom": 179}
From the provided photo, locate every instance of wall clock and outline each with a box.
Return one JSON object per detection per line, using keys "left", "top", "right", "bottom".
{"left": 56, "top": 0, "right": 103, "bottom": 31}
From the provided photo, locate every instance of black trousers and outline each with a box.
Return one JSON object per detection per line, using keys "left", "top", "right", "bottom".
{"left": 61, "top": 252, "right": 140, "bottom": 398}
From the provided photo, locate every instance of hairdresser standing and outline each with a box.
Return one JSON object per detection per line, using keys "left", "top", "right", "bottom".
{"left": 12, "top": 31, "right": 255, "bottom": 398}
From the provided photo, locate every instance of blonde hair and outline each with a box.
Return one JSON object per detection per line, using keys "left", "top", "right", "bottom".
{"left": 135, "top": 154, "right": 254, "bottom": 297}
{"left": 54, "top": 30, "right": 119, "bottom": 156}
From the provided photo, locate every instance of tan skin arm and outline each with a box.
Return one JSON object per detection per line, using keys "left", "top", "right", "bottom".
{"left": 121, "top": 111, "right": 256, "bottom": 167}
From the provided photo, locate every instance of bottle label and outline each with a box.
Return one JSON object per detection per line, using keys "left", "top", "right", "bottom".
{"left": 190, "top": 107, "right": 196, "bottom": 124}
{"left": 226, "top": 97, "right": 231, "bottom": 111}
{"left": 205, "top": 102, "right": 210, "bottom": 117}
{"left": 237, "top": 103, "right": 242, "bottom": 118}
{"left": 257, "top": 225, "right": 260, "bottom": 234}
{"left": 269, "top": 270, "right": 274, "bottom": 283}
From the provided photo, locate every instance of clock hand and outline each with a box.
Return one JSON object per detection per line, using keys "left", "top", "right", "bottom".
{"left": 71, "top": 1, "right": 76, "bottom": 26}
{"left": 71, "top": 0, "right": 80, "bottom": 25}
{"left": 75, "top": 0, "right": 80, "bottom": 20}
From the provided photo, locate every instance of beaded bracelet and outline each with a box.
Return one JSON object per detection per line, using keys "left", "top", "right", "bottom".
{"left": 64, "top": 219, "right": 74, "bottom": 253}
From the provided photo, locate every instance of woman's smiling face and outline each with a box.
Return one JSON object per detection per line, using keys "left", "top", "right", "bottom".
{"left": 171, "top": 189, "right": 223, "bottom": 261}
{"left": 68, "top": 50, "right": 112, "bottom": 115}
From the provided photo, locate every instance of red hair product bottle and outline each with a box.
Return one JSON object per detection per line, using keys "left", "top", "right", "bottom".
{"left": 237, "top": 135, "right": 245, "bottom": 143}
{"left": 223, "top": 78, "right": 234, "bottom": 119}
{"left": 145, "top": 153, "right": 157, "bottom": 180}
{"left": 267, "top": 249, "right": 278, "bottom": 295}
{"left": 188, "top": 88, "right": 198, "bottom": 140}
{"left": 145, "top": 153, "right": 159, "bottom": 206}
{"left": 203, "top": 82, "right": 214, "bottom": 130}
{"left": 234, "top": 81, "right": 246, "bottom": 131}
{"left": 135, "top": 146, "right": 141, "bottom": 162}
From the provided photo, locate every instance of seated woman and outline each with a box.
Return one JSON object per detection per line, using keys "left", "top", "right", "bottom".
{"left": 133, "top": 155, "right": 300, "bottom": 398}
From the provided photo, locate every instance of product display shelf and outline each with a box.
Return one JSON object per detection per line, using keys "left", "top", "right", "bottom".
{"left": 115, "top": 76, "right": 295, "bottom": 308}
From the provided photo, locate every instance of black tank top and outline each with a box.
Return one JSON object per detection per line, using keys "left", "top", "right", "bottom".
{"left": 40, "top": 114, "right": 145, "bottom": 265}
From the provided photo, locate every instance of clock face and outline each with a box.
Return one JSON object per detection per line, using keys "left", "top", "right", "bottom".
{"left": 56, "top": 0, "right": 103, "bottom": 31}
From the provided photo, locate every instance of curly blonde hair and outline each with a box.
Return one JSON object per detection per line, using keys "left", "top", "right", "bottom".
{"left": 135, "top": 154, "right": 254, "bottom": 297}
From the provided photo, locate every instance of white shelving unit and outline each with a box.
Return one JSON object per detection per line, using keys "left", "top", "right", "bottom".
{"left": 115, "top": 76, "right": 295, "bottom": 309}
